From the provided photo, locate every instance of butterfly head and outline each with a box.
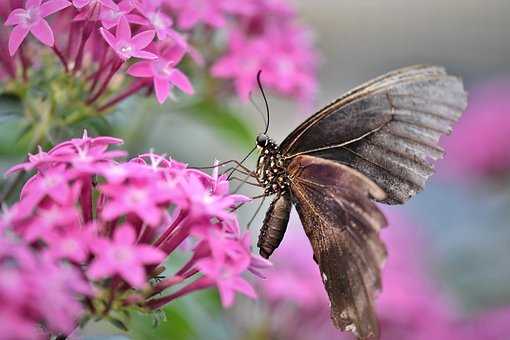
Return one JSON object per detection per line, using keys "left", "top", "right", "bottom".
{"left": 256, "top": 133, "right": 270, "bottom": 148}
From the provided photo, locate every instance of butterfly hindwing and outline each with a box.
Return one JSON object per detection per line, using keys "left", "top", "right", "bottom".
{"left": 281, "top": 65, "right": 467, "bottom": 204}
{"left": 288, "top": 155, "right": 388, "bottom": 339}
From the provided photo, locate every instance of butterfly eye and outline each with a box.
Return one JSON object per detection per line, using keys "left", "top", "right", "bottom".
{"left": 256, "top": 134, "right": 269, "bottom": 147}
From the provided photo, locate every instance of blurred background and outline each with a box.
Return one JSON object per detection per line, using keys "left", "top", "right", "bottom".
{"left": 1, "top": 0, "right": 510, "bottom": 339}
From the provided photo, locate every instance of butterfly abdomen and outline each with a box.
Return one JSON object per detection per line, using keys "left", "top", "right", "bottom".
{"left": 257, "top": 192, "right": 292, "bottom": 259}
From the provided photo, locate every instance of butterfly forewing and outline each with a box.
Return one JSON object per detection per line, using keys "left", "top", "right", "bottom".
{"left": 256, "top": 65, "right": 468, "bottom": 339}
{"left": 280, "top": 65, "right": 468, "bottom": 204}
{"left": 288, "top": 155, "right": 388, "bottom": 339}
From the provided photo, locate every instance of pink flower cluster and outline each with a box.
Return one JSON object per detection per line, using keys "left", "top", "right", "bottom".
{"left": 0, "top": 237, "right": 88, "bottom": 339}
{"left": 1, "top": 132, "right": 268, "bottom": 338}
{"left": 250, "top": 213, "right": 510, "bottom": 339}
{"left": 0, "top": 0, "right": 317, "bottom": 106}
{"left": 441, "top": 78, "right": 510, "bottom": 179}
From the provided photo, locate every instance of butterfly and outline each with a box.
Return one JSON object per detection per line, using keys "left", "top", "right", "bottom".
{"left": 251, "top": 65, "right": 468, "bottom": 339}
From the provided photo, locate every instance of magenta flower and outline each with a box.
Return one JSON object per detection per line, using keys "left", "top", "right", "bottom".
{"left": 99, "top": 0, "right": 145, "bottom": 29}
{"left": 100, "top": 180, "right": 165, "bottom": 226}
{"left": 100, "top": 16, "right": 156, "bottom": 60}
{"left": 197, "top": 257, "right": 257, "bottom": 307}
{"left": 0, "top": 238, "right": 88, "bottom": 339}
{"left": 128, "top": 46, "right": 194, "bottom": 103}
{"left": 135, "top": 0, "right": 175, "bottom": 40}
{"left": 168, "top": 0, "right": 228, "bottom": 29}
{"left": 19, "top": 167, "right": 76, "bottom": 211}
{"left": 72, "top": 0, "right": 117, "bottom": 10}
{"left": 88, "top": 224, "right": 165, "bottom": 288}
{"left": 441, "top": 78, "right": 510, "bottom": 178}
{"left": 212, "top": 27, "right": 317, "bottom": 102}
{"left": 4, "top": 0, "right": 71, "bottom": 55}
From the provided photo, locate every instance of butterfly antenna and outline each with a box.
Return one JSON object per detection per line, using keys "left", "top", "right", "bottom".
{"left": 256, "top": 70, "right": 270, "bottom": 134}
{"left": 249, "top": 91, "right": 268, "bottom": 129}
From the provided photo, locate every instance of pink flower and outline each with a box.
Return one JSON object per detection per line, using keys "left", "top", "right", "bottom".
{"left": 168, "top": 0, "right": 228, "bottom": 29}
{"left": 212, "top": 26, "right": 317, "bottom": 102}
{"left": 2, "top": 134, "right": 263, "bottom": 329}
{"left": 99, "top": 0, "right": 145, "bottom": 29}
{"left": 88, "top": 224, "right": 165, "bottom": 288}
{"left": 4, "top": 0, "right": 72, "bottom": 55}
{"left": 23, "top": 204, "right": 81, "bottom": 242}
{"left": 19, "top": 167, "right": 76, "bottom": 211}
{"left": 100, "top": 16, "right": 156, "bottom": 60}
{"left": 0, "top": 238, "right": 88, "bottom": 339}
{"left": 128, "top": 45, "right": 193, "bottom": 103}
{"left": 198, "top": 258, "right": 257, "bottom": 307}
{"left": 72, "top": 0, "right": 117, "bottom": 10}
{"left": 134, "top": 0, "right": 175, "bottom": 40}
{"left": 5, "top": 146, "right": 55, "bottom": 176}
{"left": 100, "top": 181, "right": 165, "bottom": 226}
{"left": 211, "top": 33, "right": 265, "bottom": 100}
{"left": 180, "top": 173, "right": 249, "bottom": 221}
{"left": 441, "top": 78, "right": 510, "bottom": 178}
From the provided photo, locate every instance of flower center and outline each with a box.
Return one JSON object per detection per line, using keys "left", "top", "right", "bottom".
{"left": 127, "top": 188, "right": 147, "bottom": 204}
{"left": 113, "top": 246, "right": 133, "bottom": 263}
{"left": 62, "top": 238, "right": 78, "bottom": 253}
{"left": 152, "top": 59, "right": 174, "bottom": 78}
{"left": 20, "top": 7, "right": 41, "bottom": 27}
{"left": 117, "top": 42, "right": 134, "bottom": 58}
{"left": 42, "top": 175, "right": 61, "bottom": 189}
{"left": 277, "top": 58, "right": 294, "bottom": 75}
{"left": 149, "top": 12, "right": 167, "bottom": 29}
{"left": 105, "top": 9, "right": 123, "bottom": 21}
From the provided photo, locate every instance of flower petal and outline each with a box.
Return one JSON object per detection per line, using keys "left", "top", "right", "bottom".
{"left": 8, "top": 25, "right": 30, "bottom": 56}
{"left": 127, "top": 61, "right": 153, "bottom": 77}
{"left": 88, "top": 258, "right": 114, "bottom": 279}
{"left": 30, "top": 19, "right": 55, "bottom": 47}
{"left": 217, "top": 282, "right": 236, "bottom": 308}
{"left": 26, "top": 0, "right": 43, "bottom": 8}
{"left": 99, "top": 27, "right": 116, "bottom": 49}
{"left": 169, "top": 69, "right": 194, "bottom": 95}
{"left": 154, "top": 77, "right": 170, "bottom": 104}
{"left": 40, "top": 0, "right": 71, "bottom": 17}
{"left": 5, "top": 9, "right": 26, "bottom": 26}
{"left": 136, "top": 245, "right": 165, "bottom": 263}
{"left": 116, "top": 16, "right": 131, "bottom": 40}
{"left": 114, "top": 224, "right": 136, "bottom": 245}
{"left": 119, "top": 264, "right": 146, "bottom": 288}
{"left": 72, "top": 0, "right": 90, "bottom": 9}
{"left": 131, "top": 30, "right": 155, "bottom": 49}
{"left": 131, "top": 50, "right": 158, "bottom": 60}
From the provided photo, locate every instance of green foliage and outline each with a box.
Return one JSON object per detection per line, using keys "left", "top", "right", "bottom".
{"left": 186, "top": 97, "right": 255, "bottom": 150}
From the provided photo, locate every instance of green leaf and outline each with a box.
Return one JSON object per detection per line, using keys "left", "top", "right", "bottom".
{"left": 107, "top": 317, "right": 129, "bottom": 331}
{"left": 0, "top": 94, "right": 22, "bottom": 120}
{"left": 187, "top": 98, "right": 255, "bottom": 149}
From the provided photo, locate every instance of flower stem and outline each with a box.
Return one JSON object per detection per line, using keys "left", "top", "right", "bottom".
{"left": 18, "top": 46, "right": 29, "bottom": 81}
{"left": 86, "top": 59, "right": 123, "bottom": 105}
{"left": 154, "top": 211, "right": 186, "bottom": 247}
{"left": 53, "top": 45, "right": 68, "bottom": 72}
{"left": 146, "top": 276, "right": 214, "bottom": 310}
{"left": 87, "top": 45, "right": 109, "bottom": 91}
{"left": 79, "top": 175, "right": 93, "bottom": 223}
{"left": 97, "top": 81, "right": 147, "bottom": 112}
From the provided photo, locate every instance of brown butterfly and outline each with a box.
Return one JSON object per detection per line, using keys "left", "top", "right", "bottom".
{"left": 250, "top": 65, "right": 467, "bottom": 339}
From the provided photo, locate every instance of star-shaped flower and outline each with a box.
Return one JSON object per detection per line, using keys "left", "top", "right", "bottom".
{"left": 127, "top": 48, "right": 194, "bottom": 103}
{"left": 88, "top": 224, "right": 165, "bottom": 288}
{"left": 99, "top": 16, "right": 156, "bottom": 60}
{"left": 4, "top": 0, "right": 72, "bottom": 55}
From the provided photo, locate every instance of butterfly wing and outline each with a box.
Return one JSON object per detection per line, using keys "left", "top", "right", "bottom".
{"left": 281, "top": 65, "right": 467, "bottom": 204}
{"left": 288, "top": 155, "right": 388, "bottom": 339}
